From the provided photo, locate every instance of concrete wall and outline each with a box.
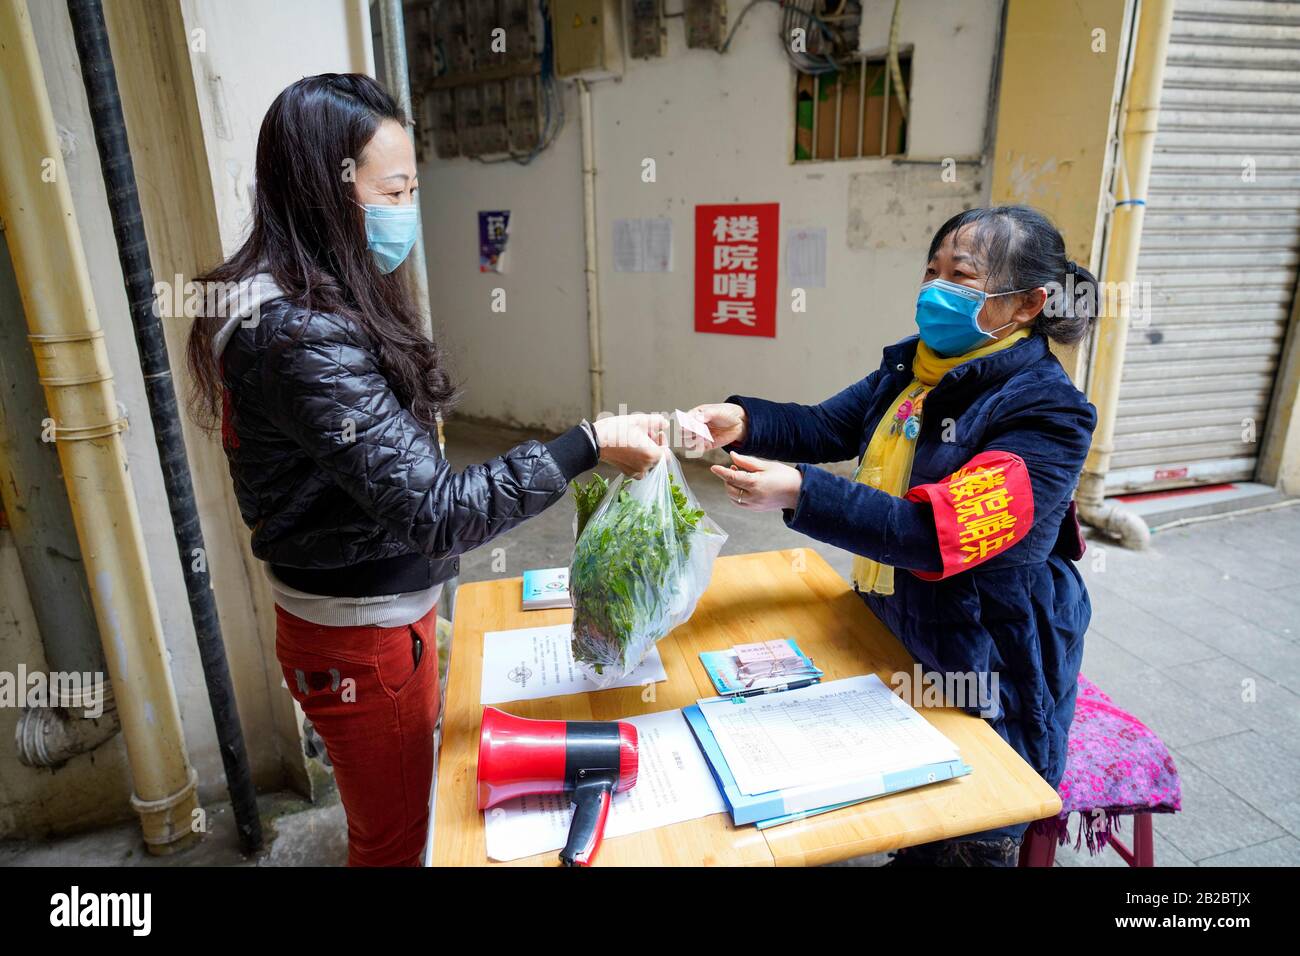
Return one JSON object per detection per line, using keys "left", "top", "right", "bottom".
{"left": 0, "top": 0, "right": 368, "bottom": 838}
{"left": 989, "top": 0, "right": 1135, "bottom": 383}
{"left": 420, "top": 1, "right": 1003, "bottom": 434}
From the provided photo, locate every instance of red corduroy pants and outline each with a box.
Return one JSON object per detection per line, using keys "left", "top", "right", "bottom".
{"left": 275, "top": 603, "right": 440, "bottom": 867}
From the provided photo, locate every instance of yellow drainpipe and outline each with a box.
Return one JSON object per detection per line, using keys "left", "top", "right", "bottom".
{"left": 1077, "top": 0, "right": 1176, "bottom": 550}
{"left": 0, "top": 0, "right": 200, "bottom": 853}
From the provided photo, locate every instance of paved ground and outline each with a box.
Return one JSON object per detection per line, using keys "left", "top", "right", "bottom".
{"left": 5, "top": 420, "right": 1298, "bottom": 867}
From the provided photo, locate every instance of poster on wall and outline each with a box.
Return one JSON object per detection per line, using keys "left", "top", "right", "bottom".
{"left": 479, "top": 210, "right": 510, "bottom": 273}
{"left": 694, "top": 202, "right": 779, "bottom": 338}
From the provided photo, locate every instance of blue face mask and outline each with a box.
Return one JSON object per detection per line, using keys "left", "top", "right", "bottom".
{"left": 914, "top": 278, "right": 1026, "bottom": 357}
{"left": 361, "top": 203, "right": 419, "bottom": 274}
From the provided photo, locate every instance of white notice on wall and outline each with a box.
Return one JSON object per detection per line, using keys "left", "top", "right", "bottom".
{"left": 786, "top": 226, "right": 827, "bottom": 288}
{"left": 613, "top": 217, "right": 673, "bottom": 272}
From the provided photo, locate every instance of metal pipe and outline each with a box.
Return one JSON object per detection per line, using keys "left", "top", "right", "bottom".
{"left": 65, "top": 0, "right": 263, "bottom": 853}
{"left": 347, "top": 0, "right": 376, "bottom": 78}
{"left": 1077, "top": 0, "right": 1176, "bottom": 550}
{"left": 0, "top": 0, "right": 200, "bottom": 854}
{"left": 0, "top": 229, "right": 104, "bottom": 675}
{"left": 578, "top": 78, "right": 604, "bottom": 417}
{"left": 887, "top": 0, "right": 909, "bottom": 122}
{"left": 378, "top": 0, "right": 432, "bottom": 338}
{"left": 16, "top": 689, "right": 120, "bottom": 769}
{"left": 2, "top": 229, "right": 120, "bottom": 768}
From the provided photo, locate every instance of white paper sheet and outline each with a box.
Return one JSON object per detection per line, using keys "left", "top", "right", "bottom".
{"left": 785, "top": 226, "right": 827, "bottom": 288}
{"left": 484, "top": 709, "right": 726, "bottom": 862}
{"left": 699, "top": 675, "right": 959, "bottom": 796}
{"left": 613, "top": 217, "right": 673, "bottom": 272}
{"left": 480, "top": 623, "right": 667, "bottom": 704}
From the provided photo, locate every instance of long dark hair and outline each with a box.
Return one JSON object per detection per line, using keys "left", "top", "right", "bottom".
{"left": 186, "top": 73, "right": 455, "bottom": 431}
{"left": 927, "top": 205, "right": 1099, "bottom": 345}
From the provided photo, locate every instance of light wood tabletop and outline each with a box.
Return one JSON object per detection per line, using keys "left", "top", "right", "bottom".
{"left": 431, "top": 549, "right": 1062, "bottom": 866}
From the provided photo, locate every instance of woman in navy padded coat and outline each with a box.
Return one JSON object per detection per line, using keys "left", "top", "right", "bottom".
{"left": 689, "top": 206, "right": 1099, "bottom": 866}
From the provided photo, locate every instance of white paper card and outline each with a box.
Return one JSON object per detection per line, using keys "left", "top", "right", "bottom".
{"left": 699, "top": 674, "right": 960, "bottom": 795}
{"left": 786, "top": 227, "right": 827, "bottom": 288}
{"left": 674, "top": 408, "right": 713, "bottom": 444}
{"left": 484, "top": 709, "right": 726, "bottom": 862}
{"left": 480, "top": 623, "right": 667, "bottom": 704}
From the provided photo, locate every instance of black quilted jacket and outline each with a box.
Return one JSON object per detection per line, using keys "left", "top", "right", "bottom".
{"left": 218, "top": 299, "right": 597, "bottom": 597}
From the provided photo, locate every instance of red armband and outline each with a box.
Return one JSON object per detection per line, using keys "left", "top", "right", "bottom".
{"left": 905, "top": 451, "right": 1034, "bottom": 581}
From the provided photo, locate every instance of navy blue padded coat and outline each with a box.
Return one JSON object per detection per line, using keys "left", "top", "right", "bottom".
{"left": 729, "top": 332, "right": 1097, "bottom": 788}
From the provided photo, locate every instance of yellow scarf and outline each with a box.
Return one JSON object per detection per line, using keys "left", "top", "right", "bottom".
{"left": 851, "top": 329, "right": 1031, "bottom": 595}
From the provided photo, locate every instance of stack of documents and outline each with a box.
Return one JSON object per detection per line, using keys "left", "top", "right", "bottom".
{"left": 683, "top": 675, "right": 972, "bottom": 828}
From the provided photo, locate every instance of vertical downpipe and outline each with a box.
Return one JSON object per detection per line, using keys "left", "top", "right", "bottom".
{"left": 0, "top": 0, "right": 199, "bottom": 853}
{"left": 1077, "top": 0, "right": 1176, "bottom": 549}
{"left": 378, "top": 0, "right": 433, "bottom": 338}
{"left": 65, "top": 0, "right": 263, "bottom": 853}
{"left": 579, "top": 78, "right": 604, "bottom": 418}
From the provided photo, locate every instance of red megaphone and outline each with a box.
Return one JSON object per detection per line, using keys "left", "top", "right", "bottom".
{"left": 477, "top": 706, "right": 638, "bottom": 866}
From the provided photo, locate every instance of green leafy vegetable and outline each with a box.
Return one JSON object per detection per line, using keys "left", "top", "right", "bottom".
{"left": 569, "top": 471, "right": 709, "bottom": 675}
{"left": 572, "top": 473, "right": 609, "bottom": 539}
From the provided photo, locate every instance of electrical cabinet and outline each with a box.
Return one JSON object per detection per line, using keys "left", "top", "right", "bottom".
{"left": 685, "top": 0, "right": 726, "bottom": 50}
{"left": 551, "top": 0, "right": 623, "bottom": 78}
{"left": 629, "top": 0, "right": 665, "bottom": 59}
{"left": 406, "top": 0, "right": 545, "bottom": 161}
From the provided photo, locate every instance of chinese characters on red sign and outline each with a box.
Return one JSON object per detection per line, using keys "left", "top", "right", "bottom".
{"left": 694, "top": 203, "right": 779, "bottom": 338}
{"left": 905, "top": 451, "right": 1035, "bottom": 581}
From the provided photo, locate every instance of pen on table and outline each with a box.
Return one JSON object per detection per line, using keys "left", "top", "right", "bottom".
{"left": 699, "top": 676, "right": 822, "bottom": 704}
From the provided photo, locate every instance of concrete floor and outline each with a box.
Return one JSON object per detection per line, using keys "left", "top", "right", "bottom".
{"left": 5, "top": 419, "right": 1299, "bottom": 867}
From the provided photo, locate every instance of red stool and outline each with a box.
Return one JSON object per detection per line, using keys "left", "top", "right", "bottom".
{"left": 1020, "top": 810, "right": 1156, "bottom": 867}
{"left": 1018, "top": 674, "right": 1180, "bottom": 867}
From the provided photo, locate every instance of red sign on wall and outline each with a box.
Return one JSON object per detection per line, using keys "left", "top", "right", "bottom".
{"left": 694, "top": 203, "right": 779, "bottom": 338}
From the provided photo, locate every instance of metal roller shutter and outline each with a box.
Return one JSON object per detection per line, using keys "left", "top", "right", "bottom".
{"left": 1108, "top": 0, "right": 1300, "bottom": 492}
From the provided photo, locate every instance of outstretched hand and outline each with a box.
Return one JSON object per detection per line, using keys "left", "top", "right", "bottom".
{"left": 594, "top": 413, "right": 669, "bottom": 478}
{"left": 684, "top": 402, "right": 747, "bottom": 452}
{"left": 709, "top": 451, "right": 802, "bottom": 512}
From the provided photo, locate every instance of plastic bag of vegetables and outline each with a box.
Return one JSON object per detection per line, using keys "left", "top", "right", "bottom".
{"left": 569, "top": 450, "right": 727, "bottom": 687}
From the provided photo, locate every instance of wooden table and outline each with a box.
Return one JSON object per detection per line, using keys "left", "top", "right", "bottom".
{"left": 431, "top": 549, "right": 1061, "bottom": 866}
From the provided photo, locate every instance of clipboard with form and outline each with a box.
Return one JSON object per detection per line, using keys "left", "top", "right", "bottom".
{"left": 697, "top": 674, "right": 965, "bottom": 797}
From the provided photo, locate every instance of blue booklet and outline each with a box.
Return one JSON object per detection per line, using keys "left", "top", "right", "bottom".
{"left": 699, "top": 639, "right": 823, "bottom": 696}
{"left": 521, "top": 567, "right": 571, "bottom": 610}
{"left": 682, "top": 703, "right": 972, "bottom": 827}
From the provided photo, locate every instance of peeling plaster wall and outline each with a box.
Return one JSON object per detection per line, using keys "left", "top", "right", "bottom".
{"left": 419, "top": 1, "right": 1001, "bottom": 433}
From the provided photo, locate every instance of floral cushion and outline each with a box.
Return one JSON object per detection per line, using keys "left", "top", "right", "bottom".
{"left": 1040, "top": 674, "right": 1182, "bottom": 852}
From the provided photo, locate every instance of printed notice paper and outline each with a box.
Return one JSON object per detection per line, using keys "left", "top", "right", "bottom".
{"left": 699, "top": 674, "right": 960, "bottom": 796}
{"left": 785, "top": 226, "right": 827, "bottom": 288}
{"left": 484, "top": 709, "right": 726, "bottom": 862}
{"left": 613, "top": 217, "right": 673, "bottom": 272}
{"left": 480, "top": 623, "right": 667, "bottom": 704}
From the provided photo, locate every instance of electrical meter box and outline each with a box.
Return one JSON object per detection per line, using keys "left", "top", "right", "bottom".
{"left": 551, "top": 0, "right": 624, "bottom": 78}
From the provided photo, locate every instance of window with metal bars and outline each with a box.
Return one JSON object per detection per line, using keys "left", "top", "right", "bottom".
{"left": 794, "top": 54, "right": 910, "bottom": 162}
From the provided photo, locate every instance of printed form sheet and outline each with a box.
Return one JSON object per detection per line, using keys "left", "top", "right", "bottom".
{"left": 480, "top": 623, "right": 666, "bottom": 705}
{"left": 699, "top": 675, "right": 960, "bottom": 796}
{"left": 484, "top": 709, "right": 726, "bottom": 862}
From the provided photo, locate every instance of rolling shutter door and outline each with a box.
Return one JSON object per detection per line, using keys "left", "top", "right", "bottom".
{"left": 1108, "top": 0, "right": 1300, "bottom": 493}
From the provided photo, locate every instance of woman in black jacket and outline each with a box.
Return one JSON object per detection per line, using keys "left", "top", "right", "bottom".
{"left": 187, "top": 74, "right": 664, "bottom": 866}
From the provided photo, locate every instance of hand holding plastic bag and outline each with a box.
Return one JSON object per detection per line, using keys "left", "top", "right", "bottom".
{"left": 569, "top": 450, "right": 727, "bottom": 687}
